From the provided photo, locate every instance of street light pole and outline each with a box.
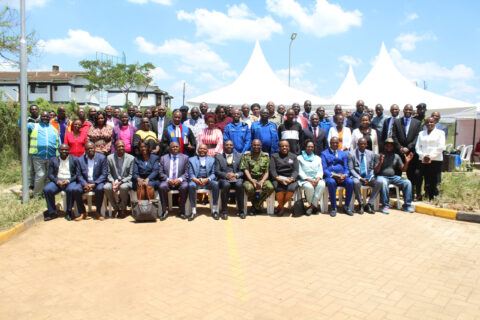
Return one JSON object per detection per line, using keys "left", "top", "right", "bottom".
{"left": 20, "top": 0, "right": 29, "bottom": 203}
{"left": 288, "top": 33, "right": 297, "bottom": 87}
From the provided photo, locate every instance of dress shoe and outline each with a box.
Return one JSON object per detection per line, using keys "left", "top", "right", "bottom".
{"left": 248, "top": 207, "right": 257, "bottom": 216}
{"left": 221, "top": 212, "right": 228, "bottom": 220}
{"left": 344, "top": 208, "right": 354, "bottom": 216}
{"left": 415, "top": 195, "right": 423, "bottom": 202}
{"left": 95, "top": 212, "right": 104, "bottom": 221}
{"left": 188, "top": 212, "right": 196, "bottom": 221}
{"left": 364, "top": 203, "right": 375, "bottom": 214}
{"left": 64, "top": 212, "right": 72, "bottom": 221}
{"left": 179, "top": 213, "right": 187, "bottom": 220}
{"left": 44, "top": 213, "right": 58, "bottom": 221}
{"left": 159, "top": 211, "right": 168, "bottom": 221}
{"left": 112, "top": 210, "right": 119, "bottom": 218}
{"left": 329, "top": 209, "right": 337, "bottom": 217}
{"left": 212, "top": 211, "right": 220, "bottom": 220}
{"left": 239, "top": 212, "right": 246, "bottom": 219}
{"left": 357, "top": 205, "right": 364, "bottom": 215}
{"left": 274, "top": 209, "right": 283, "bottom": 217}
{"left": 74, "top": 215, "right": 83, "bottom": 221}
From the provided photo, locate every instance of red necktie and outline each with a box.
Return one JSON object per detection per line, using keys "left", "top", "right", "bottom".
{"left": 314, "top": 128, "right": 317, "bottom": 139}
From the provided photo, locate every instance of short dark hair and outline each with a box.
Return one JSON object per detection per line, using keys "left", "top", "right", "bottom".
{"left": 250, "top": 103, "right": 260, "bottom": 111}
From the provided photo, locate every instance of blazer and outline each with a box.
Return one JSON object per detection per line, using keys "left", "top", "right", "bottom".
{"left": 392, "top": 117, "right": 422, "bottom": 153}
{"left": 351, "top": 128, "right": 379, "bottom": 154}
{"left": 321, "top": 148, "right": 350, "bottom": 178}
{"left": 327, "top": 126, "right": 352, "bottom": 150}
{"left": 77, "top": 153, "right": 108, "bottom": 186}
{"left": 107, "top": 153, "right": 135, "bottom": 184}
{"left": 151, "top": 116, "right": 173, "bottom": 136}
{"left": 380, "top": 116, "right": 394, "bottom": 143}
{"left": 47, "top": 156, "right": 78, "bottom": 183}
{"left": 112, "top": 124, "right": 137, "bottom": 153}
{"left": 214, "top": 153, "right": 244, "bottom": 180}
{"left": 347, "top": 149, "right": 378, "bottom": 180}
{"left": 303, "top": 126, "right": 328, "bottom": 156}
{"left": 188, "top": 156, "right": 216, "bottom": 181}
{"left": 132, "top": 154, "right": 159, "bottom": 181}
{"left": 159, "top": 153, "right": 189, "bottom": 182}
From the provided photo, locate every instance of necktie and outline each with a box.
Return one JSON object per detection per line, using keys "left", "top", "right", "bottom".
{"left": 360, "top": 153, "right": 366, "bottom": 177}
{"left": 404, "top": 118, "right": 409, "bottom": 134}
{"left": 388, "top": 119, "right": 393, "bottom": 138}
{"left": 314, "top": 127, "right": 317, "bottom": 139}
{"left": 227, "top": 154, "right": 233, "bottom": 165}
{"left": 172, "top": 156, "right": 177, "bottom": 179}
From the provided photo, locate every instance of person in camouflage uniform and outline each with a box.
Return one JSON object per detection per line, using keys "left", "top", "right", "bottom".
{"left": 241, "top": 139, "right": 274, "bottom": 214}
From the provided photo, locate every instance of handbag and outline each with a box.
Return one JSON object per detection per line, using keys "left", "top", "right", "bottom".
{"left": 132, "top": 186, "right": 159, "bottom": 222}
{"left": 293, "top": 198, "right": 306, "bottom": 217}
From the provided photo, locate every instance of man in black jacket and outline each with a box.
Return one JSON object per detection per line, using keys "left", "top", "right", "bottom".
{"left": 347, "top": 100, "right": 366, "bottom": 130}
{"left": 303, "top": 114, "right": 328, "bottom": 156}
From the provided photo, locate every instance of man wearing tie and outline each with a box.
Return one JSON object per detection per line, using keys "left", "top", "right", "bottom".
{"left": 104, "top": 140, "right": 135, "bottom": 219}
{"left": 380, "top": 104, "right": 400, "bottom": 151}
{"left": 158, "top": 142, "right": 190, "bottom": 220}
{"left": 303, "top": 114, "right": 328, "bottom": 156}
{"left": 215, "top": 140, "right": 245, "bottom": 219}
{"left": 348, "top": 138, "right": 381, "bottom": 214}
{"left": 151, "top": 105, "right": 173, "bottom": 145}
{"left": 127, "top": 105, "right": 141, "bottom": 128}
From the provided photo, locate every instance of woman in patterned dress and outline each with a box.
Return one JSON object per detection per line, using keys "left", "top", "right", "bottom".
{"left": 214, "top": 105, "right": 232, "bottom": 133}
{"left": 87, "top": 111, "right": 113, "bottom": 155}
{"left": 198, "top": 113, "right": 223, "bottom": 157}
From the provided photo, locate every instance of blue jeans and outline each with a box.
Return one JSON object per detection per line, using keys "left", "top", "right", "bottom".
{"left": 188, "top": 180, "right": 219, "bottom": 208}
{"left": 376, "top": 176, "right": 412, "bottom": 208}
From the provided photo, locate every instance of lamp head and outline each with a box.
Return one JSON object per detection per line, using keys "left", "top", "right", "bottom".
{"left": 291, "top": 33, "right": 297, "bottom": 40}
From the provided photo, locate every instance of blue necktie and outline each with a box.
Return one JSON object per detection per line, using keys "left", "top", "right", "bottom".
{"left": 404, "top": 118, "right": 410, "bottom": 134}
{"left": 360, "top": 153, "right": 366, "bottom": 177}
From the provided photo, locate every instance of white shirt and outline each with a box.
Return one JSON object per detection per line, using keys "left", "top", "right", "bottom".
{"left": 327, "top": 126, "right": 352, "bottom": 150}
{"left": 106, "top": 118, "right": 115, "bottom": 128}
{"left": 87, "top": 157, "right": 95, "bottom": 181}
{"left": 157, "top": 117, "right": 165, "bottom": 140}
{"left": 57, "top": 157, "right": 71, "bottom": 180}
{"left": 415, "top": 128, "right": 446, "bottom": 162}
{"left": 199, "top": 156, "right": 207, "bottom": 167}
{"left": 168, "top": 154, "right": 182, "bottom": 181}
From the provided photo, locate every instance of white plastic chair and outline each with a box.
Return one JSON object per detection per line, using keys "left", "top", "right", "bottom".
{"left": 461, "top": 145, "right": 473, "bottom": 167}
{"left": 187, "top": 188, "right": 214, "bottom": 215}
{"left": 243, "top": 190, "right": 275, "bottom": 214}
{"left": 61, "top": 191, "right": 106, "bottom": 215}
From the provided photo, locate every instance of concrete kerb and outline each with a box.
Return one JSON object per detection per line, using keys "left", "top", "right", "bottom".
{"left": 0, "top": 213, "right": 44, "bottom": 245}
{"left": 415, "top": 204, "right": 480, "bottom": 223}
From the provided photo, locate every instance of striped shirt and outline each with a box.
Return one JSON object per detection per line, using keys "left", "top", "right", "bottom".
{"left": 198, "top": 128, "right": 223, "bottom": 157}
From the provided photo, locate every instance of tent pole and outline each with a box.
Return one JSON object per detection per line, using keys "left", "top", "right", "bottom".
{"left": 454, "top": 120, "right": 457, "bottom": 147}
{"left": 473, "top": 119, "right": 477, "bottom": 147}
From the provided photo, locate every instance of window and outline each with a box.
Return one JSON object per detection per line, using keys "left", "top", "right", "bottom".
{"left": 30, "top": 84, "right": 47, "bottom": 94}
{"left": 54, "top": 85, "right": 58, "bottom": 91}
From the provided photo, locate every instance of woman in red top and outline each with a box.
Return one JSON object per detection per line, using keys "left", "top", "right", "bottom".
{"left": 64, "top": 119, "right": 88, "bottom": 157}
{"left": 214, "top": 105, "right": 232, "bottom": 133}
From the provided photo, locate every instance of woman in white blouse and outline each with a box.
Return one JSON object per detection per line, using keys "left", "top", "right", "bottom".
{"left": 415, "top": 117, "right": 446, "bottom": 201}
{"left": 297, "top": 139, "right": 325, "bottom": 215}
{"left": 327, "top": 114, "right": 351, "bottom": 151}
{"left": 351, "top": 114, "right": 379, "bottom": 153}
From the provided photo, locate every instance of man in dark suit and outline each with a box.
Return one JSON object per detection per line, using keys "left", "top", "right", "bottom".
{"left": 347, "top": 100, "right": 366, "bottom": 130}
{"left": 392, "top": 104, "right": 422, "bottom": 200}
{"left": 127, "top": 105, "right": 142, "bottom": 128}
{"left": 43, "top": 144, "right": 81, "bottom": 221}
{"left": 76, "top": 141, "right": 108, "bottom": 220}
{"left": 303, "top": 113, "right": 328, "bottom": 156}
{"left": 348, "top": 138, "right": 381, "bottom": 214}
{"left": 215, "top": 140, "right": 245, "bottom": 220}
{"left": 158, "top": 142, "right": 189, "bottom": 220}
{"left": 166, "top": 110, "right": 196, "bottom": 156}
{"left": 380, "top": 104, "right": 400, "bottom": 150}
{"left": 150, "top": 105, "right": 173, "bottom": 141}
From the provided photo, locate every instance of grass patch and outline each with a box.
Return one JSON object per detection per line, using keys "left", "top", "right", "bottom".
{"left": 439, "top": 171, "right": 480, "bottom": 210}
{"left": 0, "top": 145, "right": 21, "bottom": 188}
{"left": 0, "top": 192, "right": 44, "bottom": 231}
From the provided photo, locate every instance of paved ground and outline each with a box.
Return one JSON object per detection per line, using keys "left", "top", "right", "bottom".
{"left": 1, "top": 204, "right": 480, "bottom": 320}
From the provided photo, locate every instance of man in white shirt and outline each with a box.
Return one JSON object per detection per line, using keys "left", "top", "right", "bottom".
{"left": 184, "top": 107, "right": 206, "bottom": 143}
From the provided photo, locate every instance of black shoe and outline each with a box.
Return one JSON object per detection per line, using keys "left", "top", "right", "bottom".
{"left": 44, "top": 213, "right": 58, "bottom": 221}
{"left": 358, "top": 205, "right": 364, "bottom": 215}
{"left": 213, "top": 211, "right": 219, "bottom": 220}
{"left": 330, "top": 209, "right": 337, "bottom": 217}
{"left": 365, "top": 204, "right": 375, "bottom": 214}
{"left": 179, "top": 213, "right": 187, "bottom": 220}
{"left": 64, "top": 212, "right": 72, "bottom": 221}
{"left": 249, "top": 207, "right": 257, "bottom": 216}
{"left": 221, "top": 212, "right": 228, "bottom": 220}
{"left": 159, "top": 211, "right": 168, "bottom": 221}
{"left": 188, "top": 212, "right": 196, "bottom": 221}
{"left": 344, "top": 208, "right": 354, "bottom": 216}
{"left": 415, "top": 195, "right": 423, "bottom": 202}
{"left": 239, "top": 212, "right": 246, "bottom": 219}
{"left": 274, "top": 209, "right": 283, "bottom": 217}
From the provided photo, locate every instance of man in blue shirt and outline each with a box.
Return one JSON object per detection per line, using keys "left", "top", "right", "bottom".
{"left": 371, "top": 104, "right": 387, "bottom": 133}
{"left": 223, "top": 108, "right": 251, "bottom": 153}
{"left": 251, "top": 109, "right": 279, "bottom": 154}
{"left": 321, "top": 137, "right": 354, "bottom": 217}
{"left": 316, "top": 106, "right": 332, "bottom": 133}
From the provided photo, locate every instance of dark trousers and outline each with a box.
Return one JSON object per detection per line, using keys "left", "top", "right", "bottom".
{"left": 159, "top": 181, "right": 188, "bottom": 214}
{"left": 406, "top": 154, "right": 422, "bottom": 198}
{"left": 43, "top": 181, "right": 82, "bottom": 216}
{"left": 325, "top": 177, "right": 354, "bottom": 210}
{"left": 421, "top": 161, "right": 442, "bottom": 200}
{"left": 75, "top": 183, "right": 105, "bottom": 214}
{"left": 218, "top": 178, "right": 244, "bottom": 214}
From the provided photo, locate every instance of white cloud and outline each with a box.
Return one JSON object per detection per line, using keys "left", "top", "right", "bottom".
{"left": 170, "top": 80, "right": 201, "bottom": 103}
{"left": 266, "top": 0, "right": 362, "bottom": 38}
{"left": 126, "top": 0, "right": 172, "bottom": 5}
{"left": 135, "top": 37, "right": 231, "bottom": 73}
{"left": 445, "top": 82, "right": 479, "bottom": 100}
{"left": 150, "top": 67, "right": 172, "bottom": 83}
{"left": 38, "top": 29, "right": 117, "bottom": 57}
{"left": 395, "top": 32, "right": 436, "bottom": 51}
{"left": 177, "top": 4, "right": 283, "bottom": 43}
{"left": 275, "top": 62, "right": 318, "bottom": 94}
{"left": 0, "top": 58, "right": 18, "bottom": 71}
{"left": 403, "top": 12, "right": 419, "bottom": 24}
{"left": 3, "top": 0, "right": 50, "bottom": 9}
{"left": 338, "top": 55, "right": 362, "bottom": 66}
{"left": 390, "top": 48, "right": 475, "bottom": 81}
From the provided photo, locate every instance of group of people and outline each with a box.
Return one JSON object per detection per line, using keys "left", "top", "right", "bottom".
{"left": 23, "top": 99, "right": 447, "bottom": 221}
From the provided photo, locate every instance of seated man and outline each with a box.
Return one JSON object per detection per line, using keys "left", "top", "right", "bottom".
{"left": 321, "top": 137, "right": 354, "bottom": 217}
{"left": 159, "top": 142, "right": 189, "bottom": 220}
{"left": 240, "top": 139, "right": 275, "bottom": 215}
{"left": 76, "top": 141, "right": 108, "bottom": 220}
{"left": 348, "top": 137, "right": 381, "bottom": 214}
{"left": 188, "top": 144, "right": 219, "bottom": 221}
{"left": 43, "top": 144, "right": 81, "bottom": 221}
{"left": 104, "top": 140, "right": 135, "bottom": 219}
{"left": 375, "top": 138, "right": 414, "bottom": 214}
{"left": 215, "top": 140, "right": 245, "bottom": 220}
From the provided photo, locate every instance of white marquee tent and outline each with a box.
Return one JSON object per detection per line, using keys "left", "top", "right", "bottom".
{"left": 332, "top": 64, "right": 360, "bottom": 107}
{"left": 355, "top": 43, "right": 476, "bottom": 119}
{"left": 187, "top": 41, "right": 329, "bottom": 107}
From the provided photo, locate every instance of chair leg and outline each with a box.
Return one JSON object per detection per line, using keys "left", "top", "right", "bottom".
{"left": 266, "top": 193, "right": 275, "bottom": 214}
{"left": 62, "top": 192, "right": 67, "bottom": 213}
{"left": 243, "top": 190, "right": 248, "bottom": 214}
{"left": 87, "top": 193, "right": 92, "bottom": 213}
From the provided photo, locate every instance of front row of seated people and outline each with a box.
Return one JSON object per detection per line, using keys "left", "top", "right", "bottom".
{"left": 43, "top": 137, "right": 414, "bottom": 221}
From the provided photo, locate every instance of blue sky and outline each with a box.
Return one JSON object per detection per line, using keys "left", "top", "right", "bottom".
{"left": 2, "top": 0, "right": 480, "bottom": 105}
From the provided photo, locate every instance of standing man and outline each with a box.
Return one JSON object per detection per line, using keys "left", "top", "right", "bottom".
{"left": 251, "top": 109, "right": 279, "bottom": 155}
{"left": 113, "top": 107, "right": 121, "bottom": 119}
{"left": 104, "top": 105, "right": 121, "bottom": 129}
{"left": 371, "top": 104, "right": 387, "bottom": 133}
{"left": 28, "top": 111, "right": 61, "bottom": 196}
{"left": 127, "top": 105, "right": 141, "bottom": 128}
{"left": 215, "top": 140, "right": 245, "bottom": 219}
{"left": 392, "top": 104, "right": 422, "bottom": 200}
{"left": 278, "top": 108, "right": 304, "bottom": 155}
{"left": 158, "top": 142, "right": 189, "bottom": 220}
{"left": 347, "top": 100, "right": 366, "bottom": 130}
{"left": 329, "top": 104, "right": 347, "bottom": 126}
{"left": 316, "top": 106, "right": 332, "bottom": 134}
{"left": 21, "top": 104, "right": 40, "bottom": 192}
{"left": 348, "top": 138, "right": 381, "bottom": 214}
{"left": 151, "top": 105, "right": 173, "bottom": 143}
{"left": 277, "top": 105, "right": 286, "bottom": 123}
{"left": 187, "top": 144, "right": 220, "bottom": 220}
{"left": 50, "top": 106, "right": 70, "bottom": 143}
{"left": 267, "top": 101, "right": 282, "bottom": 127}
{"left": 414, "top": 103, "right": 427, "bottom": 128}
{"left": 303, "top": 114, "right": 328, "bottom": 156}
{"left": 431, "top": 112, "right": 448, "bottom": 137}
{"left": 87, "top": 107, "right": 97, "bottom": 125}
{"left": 288, "top": 102, "right": 309, "bottom": 129}
{"left": 77, "top": 141, "right": 108, "bottom": 220}
{"left": 380, "top": 104, "right": 400, "bottom": 147}
{"left": 302, "top": 100, "right": 312, "bottom": 119}
{"left": 166, "top": 110, "right": 196, "bottom": 156}
{"left": 112, "top": 112, "right": 137, "bottom": 155}
{"left": 240, "top": 103, "right": 252, "bottom": 128}
{"left": 223, "top": 108, "right": 251, "bottom": 154}
{"left": 179, "top": 105, "right": 190, "bottom": 124}
{"left": 104, "top": 140, "right": 134, "bottom": 219}
{"left": 43, "top": 144, "right": 81, "bottom": 221}
{"left": 241, "top": 139, "right": 274, "bottom": 215}
{"left": 184, "top": 106, "right": 207, "bottom": 144}
{"left": 321, "top": 137, "right": 354, "bottom": 217}
{"left": 199, "top": 102, "right": 209, "bottom": 119}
